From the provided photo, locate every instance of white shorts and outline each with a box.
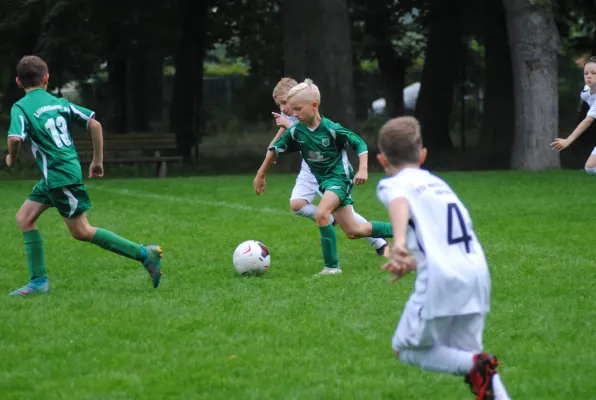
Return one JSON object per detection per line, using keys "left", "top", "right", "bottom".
{"left": 392, "top": 301, "right": 485, "bottom": 353}
{"left": 591, "top": 146, "right": 596, "bottom": 155}
{"left": 290, "top": 162, "right": 321, "bottom": 203}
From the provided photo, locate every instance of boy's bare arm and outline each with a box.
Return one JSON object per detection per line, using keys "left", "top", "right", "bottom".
{"left": 253, "top": 150, "right": 278, "bottom": 195}
{"left": 267, "top": 126, "right": 286, "bottom": 148}
{"left": 87, "top": 118, "right": 105, "bottom": 178}
{"left": 382, "top": 197, "right": 416, "bottom": 281}
{"left": 354, "top": 152, "right": 368, "bottom": 184}
{"left": 88, "top": 118, "right": 103, "bottom": 163}
{"left": 5, "top": 136, "right": 22, "bottom": 167}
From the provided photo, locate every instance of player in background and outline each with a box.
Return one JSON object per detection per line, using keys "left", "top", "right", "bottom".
{"left": 5, "top": 55, "right": 163, "bottom": 296}
{"left": 552, "top": 55, "right": 596, "bottom": 174}
{"left": 254, "top": 77, "right": 389, "bottom": 257}
{"left": 375, "top": 116, "right": 511, "bottom": 400}
{"left": 255, "top": 78, "right": 394, "bottom": 275}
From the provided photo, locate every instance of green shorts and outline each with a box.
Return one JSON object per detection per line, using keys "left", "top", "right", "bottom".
{"left": 27, "top": 179, "right": 92, "bottom": 218}
{"left": 319, "top": 177, "right": 354, "bottom": 208}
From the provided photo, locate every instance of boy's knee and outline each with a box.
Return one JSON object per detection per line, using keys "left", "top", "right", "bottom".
{"left": 290, "top": 200, "right": 306, "bottom": 213}
{"left": 70, "top": 226, "right": 94, "bottom": 241}
{"left": 314, "top": 209, "right": 330, "bottom": 224}
{"left": 343, "top": 225, "right": 364, "bottom": 239}
{"left": 16, "top": 210, "right": 34, "bottom": 230}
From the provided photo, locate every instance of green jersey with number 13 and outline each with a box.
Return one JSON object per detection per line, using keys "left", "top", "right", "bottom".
{"left": 7, "top": 88, "right": 95, "bottom": 188}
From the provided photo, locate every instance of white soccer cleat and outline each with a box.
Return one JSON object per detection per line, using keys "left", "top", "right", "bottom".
{"left": 315, "top": 267, "right": 343, "bottom": 276}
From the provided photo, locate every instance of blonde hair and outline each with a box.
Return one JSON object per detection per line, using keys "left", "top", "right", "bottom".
{"left": 287, "top": 78, "right": 321, "bottom": 104}
{"left": 378, "top": 116, "right": 423, "bottom": 166}
{"left": 272, "top": 77, "right": 298, "bottom": 97}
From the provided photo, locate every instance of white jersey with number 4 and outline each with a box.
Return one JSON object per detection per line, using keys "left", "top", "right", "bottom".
{"left": 376, "top": 168, "right": 490, "bottom": 319}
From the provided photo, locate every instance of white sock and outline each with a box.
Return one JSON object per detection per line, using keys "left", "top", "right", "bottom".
{"left": 353, "top": 211, "right": 387, "bottom": 249}
{"left": 492, "top": 373, "right": 511, "bottom": 400}
{"left": 585, "top": 166, "right": 596, "bottom": 175}
{"left": 399, "top": 346, "right": 475, "bottom": 375}
{"left": 293, "top": 203, "right": 335, "bottom": 224}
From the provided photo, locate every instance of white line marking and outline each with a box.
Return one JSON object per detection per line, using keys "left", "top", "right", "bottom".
{"left": 91, "top": 185, "right": 289, "bottom": 216}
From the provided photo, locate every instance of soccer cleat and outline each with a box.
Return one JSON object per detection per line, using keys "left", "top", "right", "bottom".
{"left": 464, "top": 353, "right": 500, "bottom": 400}
{"left": 315, "top": 266, "right": 343, "bottom": 276}
{"left": 376, "top": 243, "right": 390, "bottom": 257}
{"left": 142, "top": 245, "right": 163, "bottom": 288}
{"left": 9, "top": 278, "right": 50, "bottom": 297}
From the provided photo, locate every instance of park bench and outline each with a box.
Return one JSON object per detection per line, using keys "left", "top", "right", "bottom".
{"left": 73, "top": 132, "right": 183, "bottom": 178}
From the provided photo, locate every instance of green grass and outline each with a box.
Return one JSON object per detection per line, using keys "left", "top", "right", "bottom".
{"left": 0, "top": 170, "right": 595, "bottom": 399}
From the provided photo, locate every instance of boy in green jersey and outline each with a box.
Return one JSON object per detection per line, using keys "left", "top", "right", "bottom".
{"left": 5, "top": 55, "right": 163, "bottom": 296}
{"left": 256, "top": 78, "right": 393, "bottom": 275}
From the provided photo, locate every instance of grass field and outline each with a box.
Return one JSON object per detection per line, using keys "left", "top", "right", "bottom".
{"left": 0, "top": 170, "right": 595, "bottom": 399}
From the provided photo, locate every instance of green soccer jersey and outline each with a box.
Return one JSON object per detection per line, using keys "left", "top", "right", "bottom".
{"left": 268, "top": 116, "right": 368, "bottom": 184}
{"left": 7, "top": 88, "right": 95, "bottom": 188}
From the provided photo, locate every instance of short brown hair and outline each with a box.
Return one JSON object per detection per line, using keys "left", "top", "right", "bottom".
{"left": 272, "top": 77, "right": 298, "bottom": 97}
{"left": 378, "top": 116, "right": 423, "bottom": 166}
{"left": 16, "top": 55, "right": 48, "bottom": 88}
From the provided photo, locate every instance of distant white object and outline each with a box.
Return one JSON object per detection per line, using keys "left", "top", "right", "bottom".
{"left": 403, "top": 82, "right": 421, "bottom": 110}
{"left": 371, "top": 82, "right": 421, "bottom": 116}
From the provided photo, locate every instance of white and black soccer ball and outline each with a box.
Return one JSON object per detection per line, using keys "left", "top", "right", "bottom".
{"left": 233, "top": 240, "right": 270, "bottom": 276}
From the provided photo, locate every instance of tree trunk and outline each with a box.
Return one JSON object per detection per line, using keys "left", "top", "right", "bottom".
{"left": 170, "top": 0, "right": 208, "bottom": 164}
{"left": 415, "top": 0, "right": 464, "bottom": 150}
{"left": 303, "top": 0, "right": 356, "bottom": 128}
{"left": 364, "top": 3, "right": 407, "bottom": 117}
{"left": 106, "top": 27, "right": 127, "bottom": 133}
{"left": 502, "top": 0, "right": 561, "bottom": 170}
{"left": 478, "top": 0, "right": 514, "bottom": 169}
{"left": 282, "top": 0, "right": 306, "bottom": 80}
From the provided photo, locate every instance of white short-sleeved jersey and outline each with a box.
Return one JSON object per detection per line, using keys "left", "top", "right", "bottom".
{"left": 376, "top": 168, "right": 490, "bottom": 319}
{"left": 281, "top": 112, "right": 316, "bottom": 181}
{"left": 580, "top": 85, "right": 596, "bottom": 118}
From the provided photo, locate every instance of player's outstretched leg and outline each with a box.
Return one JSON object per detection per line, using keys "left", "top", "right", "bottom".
{"left": 290, "top": 199, "right": 336, "bottom": 226}
{"left": 465, "top": 353, "right": 510, "bottom": 400}
{"left": 352, "top": 208, "right": 390, "bottom": 257}
{"left": 313, "top": 192, "right": 342, "bottom": 275}
{"left": 63, "top": 213, "right": 163, "bottom": 288}
{"left": 10, "top": 200, "right": 51, "bottom": 297}
{"left": 333, "top": 206, "right": 393, "bottom": 242}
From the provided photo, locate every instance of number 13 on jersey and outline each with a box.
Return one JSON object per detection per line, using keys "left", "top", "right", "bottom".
{"left": 45, "top": 116, "right": 72, "bottom": 148}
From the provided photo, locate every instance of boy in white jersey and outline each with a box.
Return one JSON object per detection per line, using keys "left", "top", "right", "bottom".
{"left": 552, "top": 56, "right": 596, "bottom": 173}
{"left": 253, "top": 77, "right": 389, "bottom": 257}
{"left": 375, "top": 117, "right": 511, "bottom": 400}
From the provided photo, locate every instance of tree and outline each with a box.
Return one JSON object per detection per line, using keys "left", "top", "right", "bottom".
{"left": 502, "top": 0, "right": 561, "bottom": 170}
{"left": 351, "top": 0, "right": 427, "bottom": 118}
{"left": 478, "top": 0, "right": 514, "bottom": 168}
{"left": 415, "top": 0, "right": 465, "bottom": 150}
{"left": 282, "top": 0, "right": 306, "bottom": 80}
{"left": 170, "top": 0, "right": 210, "bottom": 163}
{"left": 303, "top": 0, "right": 356, "bottom": 127}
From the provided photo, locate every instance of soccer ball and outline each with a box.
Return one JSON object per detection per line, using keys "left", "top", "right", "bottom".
{"left": 233, "top": 240, "right": 270, "bottom": 276}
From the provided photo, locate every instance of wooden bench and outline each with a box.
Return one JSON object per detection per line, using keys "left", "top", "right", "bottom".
{"left": 73, "top": 133, "right": 183, "bottom": 178}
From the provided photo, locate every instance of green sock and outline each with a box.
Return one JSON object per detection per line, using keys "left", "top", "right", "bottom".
{"left": 319, "top": 224, "right": 339, "bottom": 268}
{"left": 370, "top": 221, "right": 394, "bottom": 238}
{"left": 90, "top": 228, "right": 145, "bottom": 261}
{"left": 23, "top": 229, "right": 46, "bottom": 280}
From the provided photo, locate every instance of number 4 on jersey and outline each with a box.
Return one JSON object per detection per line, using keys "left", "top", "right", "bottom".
{"left": 447, "top": 202, "right": 472, "bottom": 253}
{"left": 45, "top": 116, "right": 72, "bottom": 148}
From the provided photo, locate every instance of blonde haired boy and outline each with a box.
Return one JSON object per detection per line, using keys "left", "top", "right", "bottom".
{"left": 254, "top": 77, "right": 389, "bottom": 258}
{"left": 376, "top": 116, "right": 511, "bottom": 400}
{"left": 255, "top": 78, "right": 394, "bottom": 275}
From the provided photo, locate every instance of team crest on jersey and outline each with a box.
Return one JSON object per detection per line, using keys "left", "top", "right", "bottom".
{"left": 321, "top": 137, "right": 330, "bottom": 147}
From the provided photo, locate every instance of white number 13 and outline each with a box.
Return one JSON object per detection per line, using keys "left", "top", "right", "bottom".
{"left": 45, "top": 116, "right": 72, "bottom": 148}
